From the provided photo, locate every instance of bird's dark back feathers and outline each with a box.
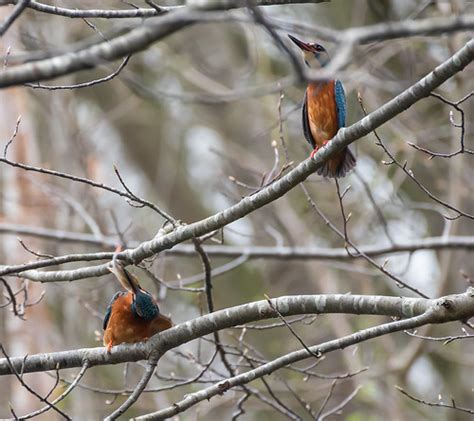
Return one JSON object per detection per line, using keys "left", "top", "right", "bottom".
{"left": 103, "top": 291, "right": 124, "bottom": 330}
{"left": 302, "top": 91, "right": 315, "bottom": 149}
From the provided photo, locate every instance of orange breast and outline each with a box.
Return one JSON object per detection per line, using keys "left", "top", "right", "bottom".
{"left": 103, "top": 293, "right": 172, "bottom": 349}
{"left": 306, "top": 80, "right": 338, "bottom": 147}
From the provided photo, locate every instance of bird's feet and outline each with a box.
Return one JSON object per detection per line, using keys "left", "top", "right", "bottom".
{"left": 106, "top": 341, "right": 113, "bottom": 354}
{"left": 310, "top": 147, "right": 320, "bottom": 159}
{"left": 310, "top": 141, "right": 329, "bottom": 159}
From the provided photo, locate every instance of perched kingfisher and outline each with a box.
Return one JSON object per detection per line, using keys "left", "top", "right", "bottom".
{"left": 288, "top": 34, "right": 356, "bottom": 178}
{"left": 103, "top": 254, "right": 172, "bottom": 352}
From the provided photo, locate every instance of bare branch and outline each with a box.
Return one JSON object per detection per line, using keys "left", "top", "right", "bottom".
{"left": 3, "top": 114, "right": 21, "bottom": 158}
{"left": 319, "top": 385, "right": 362, "bottom": 420}
{"left": 0, "top": 290, "right": 472, "bottom": 376}
{"left": 24, "top": 56, "right": 131, "bottom": 90}
{"left": 0, "top": 277, "right": 23, "bottom": 318}
{"left": 0, "top": 155, "right": 175, "bottom": 224}
{"left": 395, "top": 386, "right": 474, "bottom": 415}
{"left": 135, "top": 306, "right": 444, "bottom": 419}
{"left": 0, "top": 344, "right": 71, "bottom": 420}
{"left": 1, "top": 222, "right": 473, "bottom": 261}
{"left": 265, "top": 294, "right": 322, "bottom": 359}
{"left": 315, "top": 380, "right": 337, "bottom": 419}
{"left": 358, "top": 94, "right": 474, "bottom": 219}
{"left": 0, "top": 12, "right": 472, "bottom": 88}
{"left": 105, "top": 358, "right": 159, "bottom": 421}
{"left": 0, "top": 0, "right": 29, "bottom": 36}
{"left": 3, "top": 0, "right": 328, "bottom": 20}
{"left": 405, "top": 330, "right": 474, "bottom": 345}
{"left": 20, "top": 362, "right": 89, "bottom": 420}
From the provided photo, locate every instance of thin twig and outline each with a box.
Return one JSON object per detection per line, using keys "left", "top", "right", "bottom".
{"left": 354, "top": 170, "right": 395, "bottom": 245}
{"left": 0, "top": 345, "right": 71, "bottom": 420}
{"left": 395, "top": 386, "right": 474, "bottom": 415}
{"left": 315, "top": 380, "right": 337, "bottom": 419}
{"left": 0, "top": 277, "right": 23, "bottom": 318}
{"left": 17, "top": 238, "right": 54, "bottom": 259}
{"left": 231, "top": 393, "right": 250, "bottom": 420}
{"left": 301, "top": 183, "right": 429, "bottom": 298}
{"left": 105, "top": 357, "right": 159, "bottom": 420}
{"left": 358, "top": 93, "right": 474, "bottom": 220}
{"left": 3, "top": 115, "right": 21, "bottom": 158}
{"left": 265, "top": 295, "right": 322, "bottom": 359}
{"left": 319, "top": 385, "right": 362, "bottom": 420}
{"left": 25, "top": 56, "right": 131, "bottom": 90}
{"left": 405, "top": 330, "right": 474, "bottom": 345}
{"left": 0, "top": 155, "right": 175, "bottom": 224}
{"left": 193, "top": 238, "right": 236, "bottom": 378}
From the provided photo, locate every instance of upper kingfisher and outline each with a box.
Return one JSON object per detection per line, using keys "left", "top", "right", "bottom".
{"left": 103, "top": 253, "right": 172, "bottom": 352}
{"left": 288, "top": 34, "right": 356, "bottom": 178}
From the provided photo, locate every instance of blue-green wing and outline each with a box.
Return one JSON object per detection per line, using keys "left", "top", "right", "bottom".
{"left": 334, "top": 80, "right": 346, "bottom": 128}
{"left": 131, "top": 290, "right": 159, "bottom": 321}
{"left": 103, "top": 291, "right": 124, "bottom": 330}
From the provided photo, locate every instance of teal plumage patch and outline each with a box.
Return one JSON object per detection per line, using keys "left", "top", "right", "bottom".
{"left": 334, "top": 80, "right": 346, "bottom": 129}
{"left": 131, "top": 290, "right": 159, "bottom": 321}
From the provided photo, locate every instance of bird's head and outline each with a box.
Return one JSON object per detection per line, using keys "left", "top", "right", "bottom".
{"left": 288, "top": 34, "right": 329, "bottom": 69}
{"left": 107, "top": 253, "right": 141, "bottom": 295}
{"left": 107, "top": 248, "right": 159, "bottom": 321}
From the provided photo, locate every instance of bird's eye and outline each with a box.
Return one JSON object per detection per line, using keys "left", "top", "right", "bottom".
{"left": 315, "top": 44, "right": 324, "bottom": 52}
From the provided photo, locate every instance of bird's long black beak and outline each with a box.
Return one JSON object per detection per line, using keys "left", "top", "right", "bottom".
{"left": 288, "top": 34, "right": 312, "bottom": 52}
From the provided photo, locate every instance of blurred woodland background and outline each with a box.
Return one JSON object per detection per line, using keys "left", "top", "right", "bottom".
{"left": 0, "top": 0, "right": 473, "bottom": 419}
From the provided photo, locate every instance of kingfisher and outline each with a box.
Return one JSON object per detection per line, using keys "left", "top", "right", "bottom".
{"left": 288, "top": 34, "right": 356, "bottom": 178}
{"left": 103, "top": 253, "right": 172, "bottom": 352}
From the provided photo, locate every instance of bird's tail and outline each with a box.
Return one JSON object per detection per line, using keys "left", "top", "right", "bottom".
{"left": 317, "top": 147, "right": 356, "bottom": 178}
{"left": 151, "top": 313, "right": 173, "bottom": 334}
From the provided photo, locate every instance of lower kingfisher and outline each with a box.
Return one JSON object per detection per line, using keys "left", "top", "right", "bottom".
{"left": 288, "top": 34, "right": 356, "bottom": 178}
{"left": 103, "top": 254, "right": 172, "bottom": 352}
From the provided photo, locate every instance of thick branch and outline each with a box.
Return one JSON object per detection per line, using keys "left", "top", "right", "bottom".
{"left": 0, "top": 11, "right": 472, "bottom": 88}
{"left": 0, "top": 290, "right": 472, "bottom": 376}
{"left": 0, "top": 8, "right": 201, "bottom": 87}
{"left": 2, "top": 0, "right": 329, "bottom": 19}
{"left": 138, "top": 311, "right": 434, "bottom": 420}
{"left": 0, "top": 0, "right": 29, "bottom": 36}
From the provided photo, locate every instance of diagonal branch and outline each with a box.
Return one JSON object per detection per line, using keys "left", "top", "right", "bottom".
{"left": 19, "top": 361, "right": 89, "bottom": 419}
{"left": 9, "top": 38, "right": 470, "bottom": 283}
{"left": 105, "top": 357, "right": 159, "bottom": 421}
{"left": 0, "top": 41, "right": 472, "bottom": 288}
{"left": 0, "top": 0, "right": 29, "bottom": 36}
{"left": 0, "top": 344, "right": 71, "bottom": 419}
